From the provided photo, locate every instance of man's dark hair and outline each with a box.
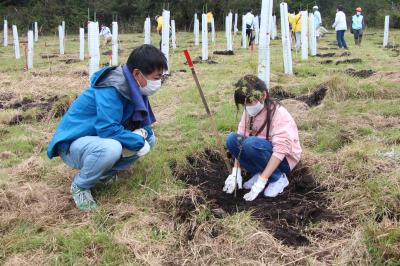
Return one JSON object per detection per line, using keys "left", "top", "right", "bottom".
{"left": 337, "top": 5, "right": 344, "bottom": 11}
{"left": 126, "top": 44, "right": 168, "bottom": 75}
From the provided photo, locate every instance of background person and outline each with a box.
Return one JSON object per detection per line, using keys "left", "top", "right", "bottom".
{"left": 351, "top": 7, "right": 366, "bottom": 46}
{"left": 223, "top": 75, "right": 302, "bottom": 201}
{"left": 332, "top": 5, "right": 348, "bottom": 50}
{"left": 313, "top": 6, "right": 322, "bottom": 40}
{"left": 100, "top": 24, "right": 112, "bottom": 46}
{"left": 243, "top": 9, "right": 256, "bottom": 49}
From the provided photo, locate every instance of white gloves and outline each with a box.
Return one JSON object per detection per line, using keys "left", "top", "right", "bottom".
{"left": 223, "top": 167, "right": 243, "bottom": 194}
{"left": 243, "top": 175, "right": 267, "bottom": 201}
{"left": 133, "top": 128, "right": 148, "bottom": 139}
{"left": 136, "top": 140, "right": 150, "bottom": 157}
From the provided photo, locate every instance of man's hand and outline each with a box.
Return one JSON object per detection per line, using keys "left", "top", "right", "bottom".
{"left": 137, "top": 141, "right": 150, "bottom": 157}
{"left": 223, "top": 167, "right": 243, "bottom": 194}
{"left": 132, "top": 128, "right": 148, "bottom": 139}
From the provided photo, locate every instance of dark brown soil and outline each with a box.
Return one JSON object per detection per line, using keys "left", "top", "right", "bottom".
{"left": 339, "top": 51, "right": 351, "bottom": 57}
{"left": 335, "top": 58, "right": 362, "bottom": 65}
{"left": 316, "top": 53, "right": 336, "bottom": 58}
{"left": 345, "top": 68, "right": 375, "bottom": 78}
{"left": 171, "top": 150, "right": 338, "bottom": 247}
{"left": 270, "top": 85, "right": 328, "bottom": 107}
{"left": 213, "top": 50, "right": 235, "bottom": 56}
{"left": 320, "top": 60, "right": 333, "bottom": 64}
{"left": 270, "top": 86, "right": 296, "bottom": 100}
{"left": 40, "top": 54, "right": 59, "bottom": 59}
{"left": 187, "top": 56, "right": 219, "bottom": 65}
{"left": 8, "top": 114, "right": 24, "bottom": 125}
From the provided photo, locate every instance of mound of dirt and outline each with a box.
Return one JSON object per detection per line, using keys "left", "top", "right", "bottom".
{"left": 171, "top": 150, "right": 338, "bottom": 246}
{"left": 40, "top": 54, "right": 59, "bottom": 59}
{"left": 320, "top": 60, "right": 333, "bottom": 64}
{"left": 335, "top": 58, "right": 362, "bottom": 65}
{"left": 271, "top": 85, "right": 328, "bottom": 107}
{"left": 345, "top": 68, "right": 375, "bottom": 78}
{"left": 213, "top": 50, "right": 235, "bottom": 56}
{"left": 316, "top": 53, "right": 336, "bottom": 58}
{"left": 188, "top": 56, "right": 219, "bottom": 65}
{"left": 270, "top": 86, "right": 296, "bottom": 100}
{"left": 339, "top": 51, "right": 351, "bottom": 57}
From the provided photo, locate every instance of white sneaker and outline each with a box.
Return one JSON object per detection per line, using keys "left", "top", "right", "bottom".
{"left": 243, "top": 174, "right": 259, "bottom": 190}
{"left": 264, "top": 174, "right": 289, "bottom": 198}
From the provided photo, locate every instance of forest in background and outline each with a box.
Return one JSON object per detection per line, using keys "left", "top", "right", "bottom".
{"left": 0, "top": 0, "right": 400, "bottom": 34}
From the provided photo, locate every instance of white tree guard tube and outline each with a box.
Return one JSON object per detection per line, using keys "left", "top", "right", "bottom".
{"left": 62, "top": 21, "right": 65, "bottom": 36}
{"left": 79, "top": 27, "right": 84, "bottom": 61}
{"left": 383, "top": 16, "right": 390, "bottom": 48}
{"left": 241, "top": 15, "right": 247, "bottom": 48}
{"left": 300, "top": 11, "right": 308, "bottom": 61}
{"left": 161, "top": 10, "right": 170, "bottom": 73}
{"left": 34, "top": 22, "right": 38, "bottom": 42}
{"left": 3, "top": 20, "right": 8, "bottom": 47}
{"left": 211, "top": 17, "right": 216, "bottom": 45}
{"left": 194, "top": 14, "right": 199, "bottom": 46}
{"left": 201, "top": 14, "right": 208, "bottom": 60}
{"left": 58, "top": 25, "right": 64, "bottom": 55}
{"left": 254, "top": 16, "right": 260, "bottom": 45}
{"left": 27, "top": 30, "right": 34, "bottom": 69}
{"left": 258, "top": 0, "right": 273, "bottom": 89}
{"left": 12, "top": 25, "right": 20, "bottom": 59}
{"left": 271, "top": 15, "right": 277, "bottom": 40}
{"left": 309, "top": 13, "right": 317, "bottom": 56}
{"left": 112, "top": 22, "right": 118, "bottom": 66}
{"left": 280, "top": 2, "right": 293, "bottom": 75}
{"left": 171, "top": 20, "right": 177, "bottom": 49}
{"left": 144, "top": 17, "right": 151, "bottom": 45}
{"left": 88, "top": 21, "right": 100, "bottom": 78}
{"left": 227, "top": 12, "right": 233, "bottom": 51}
{"left": 234, "top": 13, "right": 238, "bottom": 35}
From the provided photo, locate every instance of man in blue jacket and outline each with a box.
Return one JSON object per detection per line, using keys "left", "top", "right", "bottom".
{"left": 47, "top": 45, "right": 167, "bottom": 210}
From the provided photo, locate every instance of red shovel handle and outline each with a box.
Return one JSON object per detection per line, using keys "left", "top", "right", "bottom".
{"left": 184, "top": 49, "right": 194, "bottom": 69}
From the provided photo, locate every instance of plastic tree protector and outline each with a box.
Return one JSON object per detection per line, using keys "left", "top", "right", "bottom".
{"left": 201, "top": 14, "right": 208, "bottom": 60}
{"left": 62, "top": 21, "right": 65, "bottom": 37}
{"left": 271, "top": 15, "right": 277, "bottom": 40}
{"left": 12, "top": 25, "right": 20, "bottom": 59}
{"left": 258, "top": 0, "right": 273, "bottom": 89}
{"left": 309, "top": 13, "right": 317, "bottom": 56}
{"left": 300, "top": 11, "right": 308, "bottom": 61}
{"left": 194, "top": 14, "right": 199, "bottom": 46}
{"left": 34, "top": 22, "right": 38, "bottom": 42}
{"left": 58, "top": 25, "right": 64, "bottom": 55}
{"left": 211, "top": 17, "right": 216, "bottom": 45}
{"left": 161, "top": 10, "right": 170, "bottom": 73}
{"left": 383, "top": 16, "right": 390, "bottom": 48}
{"left": 171, "top": 20, "right": 177, "bottom": 49}
{"left": 112, "top": 21, "right": 118, "bottom": 66}
{"left": 144, "top": 17, "right": 151, "bottom": 45}
{"left": 280, "top": 2, "right": 293, "bottom": 75}
{"left": 234, "top": 13, "right": 238, "bottom": 35}
{"left": 227, "top": 12, "right": 233, "bottom": 51}
{"left": 254, "top": 16, "right": 260, "bottom": 45}
{"left": 3, "top": 19, "right": 7, "bottom": 47}
{"left": 88, "top": 21, "right": 100, "bottom": 77}
{"left": 27, "top": 30, "right": 34, "bottom": 69}
{"left": 241, "top": 15, "right": 247, "bottom": 48}
{"left": 79, "top": 27, "right": 84, "bottom": 61}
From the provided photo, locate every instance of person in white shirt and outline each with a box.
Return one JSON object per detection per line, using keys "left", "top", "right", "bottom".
{"left": 332, "top": 5, "right": 348, "bottom": 49}
{"left": 313, "top": 6, "right": 322, "bottom": 40}
{"left": 100, "top": 25, "right": 112, "bottom": 46}
{"left": 243, "top": 9, "right": 256, "bottom": 48}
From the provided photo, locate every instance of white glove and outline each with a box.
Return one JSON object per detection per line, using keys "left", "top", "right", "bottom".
{"left": 222, "top": 167, "right": 243, "bottom": 194}
{"left": 132, "top": 128, "right": 148, "bottom": 139}
{"left": 243, "top": 175, "right": 267, "bottom": 201}
{"left": 136, "top": 140, "right": 150, "bottom": 157}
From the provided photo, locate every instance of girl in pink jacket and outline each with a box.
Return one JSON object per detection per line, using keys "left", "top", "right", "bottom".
{"left": 223, "top": 75, "right": 302, "bottom": 201}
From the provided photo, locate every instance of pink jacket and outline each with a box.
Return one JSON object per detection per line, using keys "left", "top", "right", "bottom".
{"left": 237, "top": 105, "right": 302, "bottom": 170}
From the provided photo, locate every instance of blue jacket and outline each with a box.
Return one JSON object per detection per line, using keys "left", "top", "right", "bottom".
{"left": 47, "top": 65, "right": 156, "bottom": 159}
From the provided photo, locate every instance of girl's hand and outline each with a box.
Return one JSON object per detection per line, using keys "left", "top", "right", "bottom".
{"left": 223, "top": 167, "right": 243, "bottom": 194}
{"left": 243, "top": 176, "right": 267, "bottom": 201}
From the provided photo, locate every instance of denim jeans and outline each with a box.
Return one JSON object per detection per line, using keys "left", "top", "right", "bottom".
{"left": 59, "top": 134, "right": 156, "bottom": 189}
{"left": 226, "top": 132, "right": 290, "bottom": 183}
{"left": 336, "top": 30, "right": 348, "bottom": 49}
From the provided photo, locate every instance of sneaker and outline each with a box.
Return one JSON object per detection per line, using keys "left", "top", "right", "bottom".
{"left": 70, "top": 183, "right": 98, "bottom": 210}
{"left": 243, "top": 174, "right": 260, "bottom": 190}
{"left": 264, "top": 174, "right": 289, "bottom": 198}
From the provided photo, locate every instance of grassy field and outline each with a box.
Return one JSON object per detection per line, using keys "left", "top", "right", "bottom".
{"left": 0, "top": 27, "right": 399, "bottom": 265}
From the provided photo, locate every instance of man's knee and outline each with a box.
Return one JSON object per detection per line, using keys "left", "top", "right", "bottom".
{"left": 98, "top": 139, "right": 123, "bottom": 164}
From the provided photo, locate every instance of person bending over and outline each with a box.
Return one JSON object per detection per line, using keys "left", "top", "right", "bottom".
{"left": 47, "top": 45, "right": 167, "bottom": 210}
{"left": 223, "top": 75, "right": 302, "bottom": 201}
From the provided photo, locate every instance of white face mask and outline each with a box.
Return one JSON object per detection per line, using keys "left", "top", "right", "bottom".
{"left": 356, "top": 12, "right": 361, "bottom": 15}
{"left": 139, "top": 72, "right": 162, "bottom": 96}
{"left": 245, "top": 101, "right": 264, "bottom": 117}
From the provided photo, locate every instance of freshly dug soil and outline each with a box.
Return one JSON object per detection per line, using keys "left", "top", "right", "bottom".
{"left": 338, "top": 51, "right": 351, "bottom": 57}
{"left": 320, "top": 60, "right": 333, "bottom": 64}
{"left": 190, "top": 56, "right": 219, "bottom": 65}
{"left": 213, "top": 50, "right": 235, "bottom": 56}
{"left": 171, "top": 150, "right": 338, "bottom": 247}
{"left": 270, "top": 86, "right": 296, "bottom": 100}
{"left": 345, "top": 68, "right": 375, "bottom": 78}
{"left": 316, "top": 53, "right": 336, "bottom": 58}
{"left": 335, "top": 58, "right": 362, "bottom": 65}
{"left": 271, "top": 86, "right": 328, "bottom": 107}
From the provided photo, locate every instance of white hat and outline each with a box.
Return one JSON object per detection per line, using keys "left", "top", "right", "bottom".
{"left": 313, "top": 6, "right": 319, "bottom": 9}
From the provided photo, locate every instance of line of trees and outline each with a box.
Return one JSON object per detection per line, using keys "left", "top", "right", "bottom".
{"left": 1, "top": 0, "right": 399, "bottom": 34}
